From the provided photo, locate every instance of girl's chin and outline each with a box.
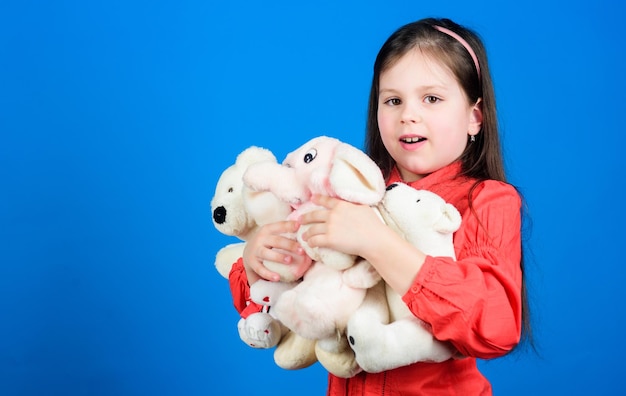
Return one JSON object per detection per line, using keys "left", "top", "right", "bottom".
{"left": 397, "top": 167, "right": 427, "bottom": 182}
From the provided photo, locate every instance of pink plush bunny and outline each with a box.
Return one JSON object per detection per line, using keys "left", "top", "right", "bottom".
{"left": 243, "top": 135, "right": 386, "bottom": 271}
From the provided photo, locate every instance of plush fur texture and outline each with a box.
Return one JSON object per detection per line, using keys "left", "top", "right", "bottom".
{"left": 243, "top": 136, "right": 386, "bottom": 377}
{"left": 211, "top": 146, "right": 311, "bottom": 281}
{"left": 212, "top": 142, "right": 465, "bottom": 376}
{"left": 346, "top": 183, "right": 461, "bottom": 373}
{"left": 210, "top": 146, "right": 316, "bottom": 368}
{"left": 244, "top": 136, "right": 386, "bottom": 271}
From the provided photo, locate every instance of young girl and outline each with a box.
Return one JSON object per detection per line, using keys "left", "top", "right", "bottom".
{"left": 232, "top": 17, "right": 529, "bottom": 395}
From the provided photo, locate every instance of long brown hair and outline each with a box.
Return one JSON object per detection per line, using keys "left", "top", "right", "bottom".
{"left": 365, "top": 17, "right": 534, "bottom": 352}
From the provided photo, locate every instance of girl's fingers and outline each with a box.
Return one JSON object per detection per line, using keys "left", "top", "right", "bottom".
{"left": 311, "top": 194, "right": 338, "bottom": 209}
{"left": 253, "top": 261, "right": 281, "bottom": 282}
{"left": 244, "top": 219, "right": 309, "bottom": 283}
{"left": 269, "top": 220, "right": 300, "bottom": 234}
{"left": 298, "top": 206, "right": 329, "bottom": 226}
{"left": 300, "top": 223, "right": 323, "bottom": 242}
{"left": 257, "top": 245, "right": 294, "bottom": 265}
{"left": 265, "top": 234, "right": 304, "bottom": 256}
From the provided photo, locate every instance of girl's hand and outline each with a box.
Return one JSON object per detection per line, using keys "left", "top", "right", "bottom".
{"left": 301, "top": 194, "right": 428, "bottom": 295}
{"left": 242, "top": 220, "right": 307, "bottom": 284}
{"left": 299, "top": 195, "right": 384, "bottom": 258}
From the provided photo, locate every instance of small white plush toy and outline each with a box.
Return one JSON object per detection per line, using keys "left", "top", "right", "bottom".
{"left": 346, "top": 182, "right": 461, "bottom": 372}
{"left": 210, "top": 147, "right": 289, "bottom": 348}
{"left": 210, "top": 147, "right": 316, "bottom": 368}
{"left": 243, "top": 136, "right": 385, "bottom": 378}
{"left": 211, "top": 146, "right": 313, "bottom": 280}
{"left": 211, "top": 146, "right": 291, "bottom": 278}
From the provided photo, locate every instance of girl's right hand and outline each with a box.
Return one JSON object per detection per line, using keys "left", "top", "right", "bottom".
{"left": 242, "top": 220, "right": 307, "bottom": 284}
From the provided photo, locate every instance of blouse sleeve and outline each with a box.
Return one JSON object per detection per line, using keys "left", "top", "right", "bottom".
{"left": 402, "top": 181, "right": 523, "bottom": 359}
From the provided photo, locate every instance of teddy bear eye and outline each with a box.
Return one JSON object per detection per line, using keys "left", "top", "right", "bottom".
{"left": 303, "top": 149, "right": 317, "bottom": 164}
{"left": 415, "top": 198, "right": 421, "bottom": 203}
{"left": 228, "top": 187, "right": 234, "bottom": 193}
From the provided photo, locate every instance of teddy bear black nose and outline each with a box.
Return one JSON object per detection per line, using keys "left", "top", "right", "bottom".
{"left": 386, "top": 183, "right": 399, "bottom": 191}
{"left": 213, "top": 206, "right": 227, "bottom": 224}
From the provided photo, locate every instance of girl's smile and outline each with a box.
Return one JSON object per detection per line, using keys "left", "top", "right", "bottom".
{"left": 399, "top": 134, "right": 428, "bottom": 150}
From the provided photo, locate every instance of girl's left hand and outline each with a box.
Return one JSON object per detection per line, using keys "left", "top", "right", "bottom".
{"left": 299, "top": 195, "right": 384, "bottom": 258}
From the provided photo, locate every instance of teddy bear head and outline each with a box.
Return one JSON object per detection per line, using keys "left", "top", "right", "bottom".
{"left": 378, "top": 183, "right": 462, "bottom": 258}
{"left": 211, "top": 146, "right": 292, "bottom": 240}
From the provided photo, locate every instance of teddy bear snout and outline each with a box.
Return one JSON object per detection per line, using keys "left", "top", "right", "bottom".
{"left": 213, "top": 206, "right": 227, "bottom": 224}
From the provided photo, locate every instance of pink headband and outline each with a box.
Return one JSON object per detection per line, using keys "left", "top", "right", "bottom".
{"left": 433, "top": 25, "right": 481, "bottom": 79}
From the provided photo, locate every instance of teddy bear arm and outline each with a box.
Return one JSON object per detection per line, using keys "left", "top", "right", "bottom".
{"left": 249, "top": 279, "right": 298, "bottom": 307}
{"left": 243, "top": 187, "right": 293, "bottom": 226}
{"left": 214, "top": 242, "right": 246, "bottom": 279}
{"left": 342, "top": 259, "right": 382, "bottom": 289}
{"left": 244, "top": 162, "right": 309, "bottom": 205}
{"left": 350, "top": 316, "right": 454, "bottom": 372}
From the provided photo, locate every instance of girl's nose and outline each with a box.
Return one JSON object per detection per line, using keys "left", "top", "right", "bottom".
{"left": 400, "top": 104, "right": 421, "bottom": 124}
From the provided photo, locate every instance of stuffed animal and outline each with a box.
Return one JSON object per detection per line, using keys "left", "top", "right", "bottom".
{"left": 210, "top": 146, "right": 289, "bottom": 346}
{"left": 211, "top": 146, "right": 310, "bottom": 281}
{"left": 243, "top": 136, "right": 386, "bottom": 378}
{"left": 346, "top": 182, "right": 461, "bottom": 372}
{"left": 243, "top": 135, "right": 386, "bottom": 271}
{"left": 210, "top": 146, "right": 317, "bottom": 368}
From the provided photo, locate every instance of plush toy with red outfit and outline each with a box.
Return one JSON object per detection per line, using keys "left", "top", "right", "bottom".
{"left": 346, "top": 182, "right": 461, "bottom": 372}
{"left": 243, "top": 136, "right": 386, "bottom": 378}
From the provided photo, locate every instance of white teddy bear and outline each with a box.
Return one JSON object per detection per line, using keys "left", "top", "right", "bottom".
{"left": 210, "top": 147, "right": 317, "bottom": 369}
{"left": 346, "top": 182, "right": 461, "bottom": 372}
{"left": 211, "top": 146, "right": 292, "bottom": 278}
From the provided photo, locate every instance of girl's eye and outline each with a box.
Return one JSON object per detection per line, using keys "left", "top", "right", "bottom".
{"left": 425, "top": 96, "right": 440, "bottom": 104}
{"left": 384, "top": 98, "right": 402, "bottom": 106}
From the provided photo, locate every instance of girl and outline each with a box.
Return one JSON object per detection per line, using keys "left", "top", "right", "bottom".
{"left": 233, "top": 17, "right": 529, "bottom": 395}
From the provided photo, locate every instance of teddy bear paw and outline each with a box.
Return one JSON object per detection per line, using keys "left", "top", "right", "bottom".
{"left": 237, "top": 312, "right": 282, "bottom": 349}
{"left": 249, "top": 279, "right": 298, "bottom": 307}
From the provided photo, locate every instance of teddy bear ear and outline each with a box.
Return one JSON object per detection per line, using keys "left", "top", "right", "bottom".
{"left": 329, "top": 143, "right": 386, "bottom": 205}
{"left": 434, "top": 203, "right": 462, "bottom": 234}
{"left": 236, "top": 146, "right": 277, "bottom": 168}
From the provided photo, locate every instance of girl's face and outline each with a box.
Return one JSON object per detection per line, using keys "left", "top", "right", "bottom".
{"left": 377, "top": 49, "right": 482, "bottom": 182}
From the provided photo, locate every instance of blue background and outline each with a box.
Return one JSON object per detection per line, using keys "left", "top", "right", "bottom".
{"left": 1, "top": 0, "right": 624, "bottom": 395}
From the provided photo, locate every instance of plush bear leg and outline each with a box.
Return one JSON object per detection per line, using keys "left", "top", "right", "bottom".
{"left": 315, "top": 333, "right": 362, "bottom": 378}
{"left": 273, "top": 330, "right": 318, "bottom": 370}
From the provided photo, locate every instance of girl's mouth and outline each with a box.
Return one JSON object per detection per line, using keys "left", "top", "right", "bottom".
{"left": 401, "top": 136, "right": 426, "bottom": 144}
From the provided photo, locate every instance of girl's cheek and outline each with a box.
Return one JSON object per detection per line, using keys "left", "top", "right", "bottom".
{"left": 377, "top": 113, "right": 395, "bottom": 135}
{"left": 377, "top": 111, "right": 389, "bottom": 126}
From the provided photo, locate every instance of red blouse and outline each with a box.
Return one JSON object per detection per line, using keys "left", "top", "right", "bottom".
{"left": 229, "top": 161, "right": 523, "bottom": 395}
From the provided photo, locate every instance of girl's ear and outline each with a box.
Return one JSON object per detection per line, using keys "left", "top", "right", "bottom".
{"left": 469, "top": 98, "right": 483, "bottom": 136}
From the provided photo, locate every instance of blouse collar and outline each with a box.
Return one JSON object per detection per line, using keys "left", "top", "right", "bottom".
{"left": 387, "top": 161, "right": 463, "bottom": 191}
